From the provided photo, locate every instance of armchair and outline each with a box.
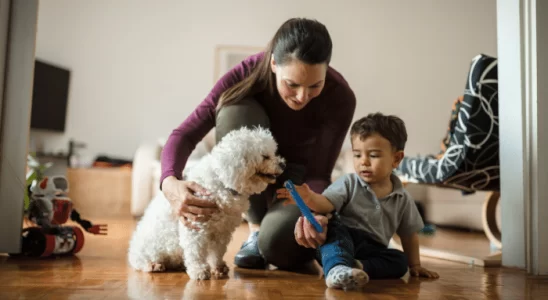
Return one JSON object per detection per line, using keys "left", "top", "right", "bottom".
{"left": 394, "top": 54, "right": 501, "bottom": 266}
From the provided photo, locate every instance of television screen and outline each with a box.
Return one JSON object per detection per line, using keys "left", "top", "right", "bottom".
{"left": 30, "top": 59, "right": 70, "bottom": 132}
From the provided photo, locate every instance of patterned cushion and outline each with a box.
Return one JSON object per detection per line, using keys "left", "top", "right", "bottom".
{"left": 396, "top": 54, "right": 499, "bottom": 192}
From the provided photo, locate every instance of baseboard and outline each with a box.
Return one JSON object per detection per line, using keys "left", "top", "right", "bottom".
{"left": 390, "top": 239, "right": 502, "bottom": 268}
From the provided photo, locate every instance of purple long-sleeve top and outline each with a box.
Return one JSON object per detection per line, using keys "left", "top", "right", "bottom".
{"left": 160, "top": 52, "right": 356, "bottom": 194}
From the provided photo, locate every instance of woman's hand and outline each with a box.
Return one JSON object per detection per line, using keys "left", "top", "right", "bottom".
{"left": 161, "top": 176, "right": 218, "bottom": 229}
{"left": 294, "top": 214, "right": 328, "bottom": 249}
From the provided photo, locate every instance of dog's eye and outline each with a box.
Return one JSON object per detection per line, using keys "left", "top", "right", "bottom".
{"left": 262, "top": 155, "right": 270, "bottom": 160}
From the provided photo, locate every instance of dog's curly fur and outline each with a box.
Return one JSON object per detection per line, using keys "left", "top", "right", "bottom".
{"left": 127, "top": 127, "right": 285, "bottom": 280}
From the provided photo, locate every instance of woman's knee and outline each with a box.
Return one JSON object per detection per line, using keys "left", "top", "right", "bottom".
{"left": 258, "top": 234, "right": 315, "bottom": 270}
{"left": 257, "top": 204, "right": 315, "bottom": 269}
{"left": 244, "top": 188, "right": 271, "bottom": 224}
{"left": 215, "top": 97, "right": 270, "bottom": 143}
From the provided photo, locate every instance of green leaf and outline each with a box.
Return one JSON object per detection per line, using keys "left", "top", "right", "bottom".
{"left": 24, "top": 194, "right": 30, "bottom": 211}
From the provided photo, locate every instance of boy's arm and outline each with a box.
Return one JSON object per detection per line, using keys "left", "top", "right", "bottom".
{"left": 277, "top": 174, "right": 351, "bottom": 214}
{"left": 399, "top": 232, "right": 421, "bottom": 268}
{"left": 306, "top": 192, "right": 335, "bottom": 214}
{"left": 397, "top": 189, "right": 439, "bottom": 278}
{"left": 400, "top": 232, "right": 439, "bottom": 278}
{"left": 277, "top": 183, "right": 335, "bottom": 214}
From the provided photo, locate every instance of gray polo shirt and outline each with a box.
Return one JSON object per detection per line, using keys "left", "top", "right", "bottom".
{"left": 322, "top": 172, "right": 424, "bottom": 247}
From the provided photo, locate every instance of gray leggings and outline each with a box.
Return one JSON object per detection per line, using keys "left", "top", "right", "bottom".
{"left": 216, "top": 97, "right": 316, "bottom": 269}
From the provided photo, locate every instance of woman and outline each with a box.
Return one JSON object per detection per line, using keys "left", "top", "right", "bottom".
{"left": 160, "top": 17, "right": 356, "bottom": 270}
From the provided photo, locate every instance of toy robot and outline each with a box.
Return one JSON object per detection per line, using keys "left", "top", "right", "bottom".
{"left": 12, "top": 175, "right": 107, "bottom": 258}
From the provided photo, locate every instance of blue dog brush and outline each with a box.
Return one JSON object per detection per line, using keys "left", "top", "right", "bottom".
{"left": 284, "top": 180, "right": 323, "bottom": 233}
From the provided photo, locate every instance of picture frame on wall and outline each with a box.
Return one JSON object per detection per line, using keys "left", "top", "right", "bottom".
{"left": 213, "top": 45, "right": 263, "bottom": 83}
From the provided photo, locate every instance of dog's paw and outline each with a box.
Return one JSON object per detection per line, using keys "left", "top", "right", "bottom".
{"left": 196, "top": 269, "right": 212, "bottom": 280}
{"left": 211, "top": 263, "right": 229, "bottom": 278}
{"left": 143, "top": 262, "right": 166, "bottom": 272}
{"left": 189, "top": 269, "right": 211, "bottom": 280}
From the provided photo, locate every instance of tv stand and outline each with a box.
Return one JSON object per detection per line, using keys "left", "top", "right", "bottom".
{"left": 35, "top": 153, "right": 68, "bottom": 177}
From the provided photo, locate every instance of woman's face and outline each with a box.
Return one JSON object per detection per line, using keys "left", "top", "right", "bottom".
{"left": 270, "top": 55, "right": 327, "bottom": 111}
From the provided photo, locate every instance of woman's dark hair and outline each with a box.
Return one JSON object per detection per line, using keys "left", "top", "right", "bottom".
{"left": 217, "top": 18, "right": 332, "bottom": 110}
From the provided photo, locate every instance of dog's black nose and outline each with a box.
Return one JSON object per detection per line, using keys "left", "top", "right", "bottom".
{"left": 279, "top": 162, "right": 286, "bottom": 169}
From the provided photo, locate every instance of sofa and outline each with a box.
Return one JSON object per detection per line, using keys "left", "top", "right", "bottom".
{"left": 130, "top": 128, "right": 495, "bottom": 234}
{"left": 130, "top": 129, "right": 215, "bottom": 217}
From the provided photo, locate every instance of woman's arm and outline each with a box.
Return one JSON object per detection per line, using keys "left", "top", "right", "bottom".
{"left": 160, "top": 52, "right": 264, "bottom": 188}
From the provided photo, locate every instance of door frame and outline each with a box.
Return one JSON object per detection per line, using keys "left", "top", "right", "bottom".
{"left": 497, "top": 0, "right": 548, "bottom": 275}
{"left": 0, "top": 0, "right": 38, "bottom": 253}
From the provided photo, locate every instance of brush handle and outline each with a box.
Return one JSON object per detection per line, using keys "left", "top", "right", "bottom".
{"left": 284, "top": 180, "right": 323, "bottom": 233}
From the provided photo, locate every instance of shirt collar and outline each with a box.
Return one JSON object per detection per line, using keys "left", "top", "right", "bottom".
{"left": 357, "top": 172, "right": 406, "bottom": 197}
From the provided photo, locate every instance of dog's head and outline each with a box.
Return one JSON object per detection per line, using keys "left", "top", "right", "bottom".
{"left": 210, "top": 126, "right": 285, "bottom": 195}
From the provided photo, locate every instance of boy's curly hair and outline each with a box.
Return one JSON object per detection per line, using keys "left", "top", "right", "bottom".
{"left": 350, "top": 112, "right": 407, "bottom": 151}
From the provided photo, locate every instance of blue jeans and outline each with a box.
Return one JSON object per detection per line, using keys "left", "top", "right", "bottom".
{"left": 317, "top": 214, "right": 409, "bottom": 279}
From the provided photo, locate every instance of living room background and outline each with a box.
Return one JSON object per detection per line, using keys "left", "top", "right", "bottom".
{"left": 30, "top": 0, "right": 497, "bottom": 162}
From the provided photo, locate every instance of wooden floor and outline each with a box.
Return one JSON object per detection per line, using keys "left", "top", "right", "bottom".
{"left": 1, "top": 217, "right": 548, "bottom": 300}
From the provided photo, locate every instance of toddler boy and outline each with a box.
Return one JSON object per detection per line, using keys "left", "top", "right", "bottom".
{"left": 278, "top": 113, "right": 439, "bottom": 290}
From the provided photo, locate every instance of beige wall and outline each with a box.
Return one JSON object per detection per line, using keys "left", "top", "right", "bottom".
{"left": 31, "top": 0, "right": 497, "bottom": 162}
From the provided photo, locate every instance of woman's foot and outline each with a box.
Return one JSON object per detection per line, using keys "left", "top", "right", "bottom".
{"left": 325, "top": 265, "right": 369, "bottom": 290}
{"left": 234, "top": 231, "right": 266, "bottom": 269}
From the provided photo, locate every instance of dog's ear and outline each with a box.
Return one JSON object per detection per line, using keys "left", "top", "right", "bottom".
{"left": 209, "top": 137, "right": 248, "bottom": 185}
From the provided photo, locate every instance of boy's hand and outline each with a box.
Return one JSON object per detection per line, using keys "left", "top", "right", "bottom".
{"left": 294, "top": 215, "right": 328, "bottom": 249}
{"left": 276, "top": 183, "right": 313, "bottom": 206}
{"left": 409, "top": 265, "right": 439, "bottom": 278}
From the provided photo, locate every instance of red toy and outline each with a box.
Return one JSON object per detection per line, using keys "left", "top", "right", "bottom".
{"left": 11, "top": 176, "right": 107, "bottom": 257}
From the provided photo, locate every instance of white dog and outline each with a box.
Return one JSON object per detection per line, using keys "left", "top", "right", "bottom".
{"left": 127, "top": 127, "right": 285, "bottom": 280}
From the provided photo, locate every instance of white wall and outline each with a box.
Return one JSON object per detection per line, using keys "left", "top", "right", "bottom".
{"left": 32, "top": 0, "right": 497, "bottom": 163}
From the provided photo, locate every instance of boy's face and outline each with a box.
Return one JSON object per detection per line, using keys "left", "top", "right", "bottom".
{"left": 351, "top": 133, "right": 404, "bottom": 185}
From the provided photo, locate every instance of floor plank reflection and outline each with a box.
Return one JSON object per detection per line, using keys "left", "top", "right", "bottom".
{"left": 1, "top": 217, "right": 547, "bottom": 299}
